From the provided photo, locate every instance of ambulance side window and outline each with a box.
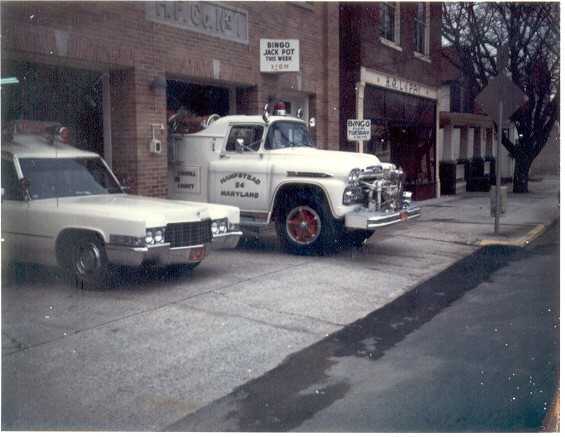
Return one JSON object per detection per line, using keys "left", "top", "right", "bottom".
{"left": 1, "top": 159, "right": 23, "bottom": 201}
{"left": 225, "top": 125, "right": 264, "bottom": 152}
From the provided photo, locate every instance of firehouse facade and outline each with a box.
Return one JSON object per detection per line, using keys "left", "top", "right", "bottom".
{"left": 1, "top": 1, "right": 442, "bottom": 199}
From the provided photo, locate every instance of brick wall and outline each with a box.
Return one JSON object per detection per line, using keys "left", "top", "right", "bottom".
{"left": 338, "top": 2, "right": 442, "bottom": 153}
{"left": 2, "top": 1, "right": 339, "bottom": 197}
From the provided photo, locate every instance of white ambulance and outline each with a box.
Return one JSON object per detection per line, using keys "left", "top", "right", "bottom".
{"left": 1, "top": 120, "right": 241, "bottom": 289}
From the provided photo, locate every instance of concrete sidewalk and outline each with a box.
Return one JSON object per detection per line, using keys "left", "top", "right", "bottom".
{"left": 415, "top": 176, "right": 560, "bottom": 247}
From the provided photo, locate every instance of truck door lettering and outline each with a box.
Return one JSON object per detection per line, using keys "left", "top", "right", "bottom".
{"left": 220, "top": 190, "right": 259, "bottom": 198}
{"left": 220, "top": 172, "right": 261, "bottom": 185}
{"left": 178, "top": 183, "right": 195, "bottom": 190}
{"left": 173, "top": 165, "right": 200, "bottom": 194}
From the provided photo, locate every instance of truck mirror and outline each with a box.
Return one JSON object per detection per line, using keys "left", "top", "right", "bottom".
{"left": 262, "top": 104, "right": 270, "bottom": 124}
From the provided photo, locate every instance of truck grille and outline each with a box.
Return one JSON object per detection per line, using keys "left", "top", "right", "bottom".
{"left": 165, "top": 219, "right": 212, "bottom": 248}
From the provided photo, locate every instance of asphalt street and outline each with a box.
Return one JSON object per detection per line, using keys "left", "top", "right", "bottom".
{"left": 168, "top": 222, "right": 560, "bottom": 432}
{"left": 1, "top": 177, "right": 560, "bottom": 431}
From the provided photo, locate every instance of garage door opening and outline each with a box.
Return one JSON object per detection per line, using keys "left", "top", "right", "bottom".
{"left": 167, "top": 81, "right": 230, "bottom": 117}
{"left": 1, "top": 61, "right": 105, "bottom": 157}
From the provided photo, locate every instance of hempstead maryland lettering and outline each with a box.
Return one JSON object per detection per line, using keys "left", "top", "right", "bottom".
{"left": 220, "top": 172, "right": 261, "bottom": 199}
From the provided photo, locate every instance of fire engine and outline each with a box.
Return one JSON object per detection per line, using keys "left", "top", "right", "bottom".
{"left": 167, "top": 103, "right": 421, "bottom": 255}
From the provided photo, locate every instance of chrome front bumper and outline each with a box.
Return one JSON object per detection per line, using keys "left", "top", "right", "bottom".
{"left": 211, "top": 231, "right": 243, "bottom": 250}
{"left": 106, "top": 243, "right": 210, "bottom": 268}
{"left": 106, "top": 230, "right": 242, "bottom": 267}
{"left": 344, "top": 205, "right": 421, "bottom": 230}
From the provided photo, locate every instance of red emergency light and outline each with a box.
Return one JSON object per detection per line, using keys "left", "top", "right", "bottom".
{"left": 273, "top": 101, "right": 287, "bottom": 116}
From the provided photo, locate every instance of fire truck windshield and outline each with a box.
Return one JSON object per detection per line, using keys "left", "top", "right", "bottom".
{"left": 265, "top": 122, "right": 316, "bottom": 150}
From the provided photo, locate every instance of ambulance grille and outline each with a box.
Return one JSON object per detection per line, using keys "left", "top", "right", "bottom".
{"left": 165, "top": 220, "right": 212, "bottom": 248}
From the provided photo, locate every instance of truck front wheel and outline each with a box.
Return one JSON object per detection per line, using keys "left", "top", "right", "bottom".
{"left": 276, "top": 193, "right": 338, "bottom": 255}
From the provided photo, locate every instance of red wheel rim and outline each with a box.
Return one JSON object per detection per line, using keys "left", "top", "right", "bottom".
{"left": 286, "top": 206, "right": 321, "bottom": 244}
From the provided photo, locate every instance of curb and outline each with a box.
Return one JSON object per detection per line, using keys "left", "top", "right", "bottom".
{"left": 479, "top": 223, "right": 549, "bottom": 248}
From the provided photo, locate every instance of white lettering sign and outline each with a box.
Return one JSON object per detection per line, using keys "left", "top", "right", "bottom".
{"left": 260, "top": 39, "right": 300, "bottom": 72}
{"left": 347, "top": 119, "right": 371, "bottom": 141}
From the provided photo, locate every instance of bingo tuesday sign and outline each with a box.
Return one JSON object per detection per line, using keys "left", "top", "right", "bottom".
{"left": 347, "top": 119, "right": 371, "bottom": 141}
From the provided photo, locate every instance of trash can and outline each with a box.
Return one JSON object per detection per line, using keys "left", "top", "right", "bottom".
{"left": 490, "top": 185, "right": 507, "bottom": 217}
{"left": 440, "top": 161, "right": 457, "bottom": 195}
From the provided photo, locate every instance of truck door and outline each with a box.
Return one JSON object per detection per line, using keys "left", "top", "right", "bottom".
{"left": 209, "top": 124, "right": 270, "bottom": 222}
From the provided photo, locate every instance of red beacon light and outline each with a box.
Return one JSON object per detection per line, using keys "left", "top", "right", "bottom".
{"left": 273, "top": 101, "right": 287, "bottom": 116}
{"left": 58, "top": 127, "right": 70, "bottom": 143}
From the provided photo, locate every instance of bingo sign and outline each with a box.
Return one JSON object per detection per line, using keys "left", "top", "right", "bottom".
{"left": 347, "top": 119, "right": 371, "bottom": 141}
{"left": 260, "top": 39, "right": 300, "bottom": 72}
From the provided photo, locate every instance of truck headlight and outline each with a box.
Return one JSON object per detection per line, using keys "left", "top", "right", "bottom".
{"left": 348, "top": 168, "right": 361, "bottom": 185}
{"left": 343, "top": 186, "right": 364, "bottom": 205}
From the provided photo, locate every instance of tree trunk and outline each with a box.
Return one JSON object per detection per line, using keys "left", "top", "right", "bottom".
{"left": 512, "top": 157, "right": 531, "bottom": 193}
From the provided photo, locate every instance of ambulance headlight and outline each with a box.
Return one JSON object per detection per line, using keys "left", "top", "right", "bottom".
{"left": 144, "top": 227, "right": 166, "bottom": 245}
{"left": 153, "top": 229, "right": 164, "bottom": 243}
{"left": 211, "top": 218, "right": 228, "bottom": 235}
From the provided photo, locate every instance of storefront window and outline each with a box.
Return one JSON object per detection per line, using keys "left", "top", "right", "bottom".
{"left": 364, "top": 85, "right": 436, "bottom": 195}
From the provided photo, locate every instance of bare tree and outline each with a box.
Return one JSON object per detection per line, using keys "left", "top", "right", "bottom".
{"left": 443, "top": 2, "right": 559, "bottom": 193}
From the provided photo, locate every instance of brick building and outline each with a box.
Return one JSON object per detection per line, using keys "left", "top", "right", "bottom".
{"left": 2, "top": 1, "right": 443, "bottom": 200}
{"left": 1, "top": 1, "right": 340, "bottom": 197}
{"left": 339, "top": 2, "right": 443, "bottom": 200}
